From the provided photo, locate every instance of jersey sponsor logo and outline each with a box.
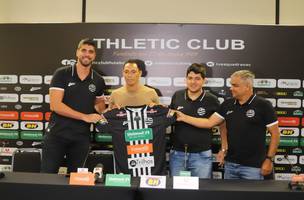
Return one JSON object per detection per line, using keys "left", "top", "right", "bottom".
{"left": 0, "top": 75, "right": 18, "bottom": 84}
{"left": 125, "top": 128, "right": 153, "bottom": 141}
{"left": 21, "top": 112, "right": 43, "bottom": 121}
{"left": 127, "top": 143, "right": 153, "bottom": 155}
{"left": 173, "top": 77, "right": 186, "bottom": 87}
{"left": 88, "top": 84, "right": 96, "bottom": 92}
{"left": 102, "top": 76, "right": 119, "bottom": 86}
{"left": 0, "top": 93, "right": 18, "bottom": 102}
{"left": 19, "top": 75, "right": 42, "bottom": 84}
{"left": 278, "top": 117, "right": 300, "bottom": 126}
{"left": 265, "top": 98, "right": 276, "bottom": 107}
{"left": 0, "top": 111, "right": 19, "bottom": 120}
{"left": 20, "top": 122, "right": 43, "bottom": 130}
{"left": 204, "top": 78, "right": 224, "bottom": 87}
{"left": 0, "top": 121, "right": 19, "bottom": 130}
{"left": 278, "top": 79, "right": 301, "bottom": 89}
{"left": 147, "top": 77, "right": 172, "bottom": 87}
{"left": 253, "top": 79, "right": 276, "bottom": 88}
{"left": 44, "top": 75, "right": 52, "bottom": 84}
{"left": 277, "top": 99, "right": 301, "bottom": 108}
{"left": 279, "top": 127, "right": 299, "bottom": 137}
{"left": 128, "top": 156, "right": 155, "bottom": 169}
{"left": 68, "top": 82, "right": 76, "bottom": 87}
{"left": 197, "top": 107, "right": 206, "bottom": 116}
{"left": 20, "top": 94, "right": 43, "bottom": 103}
{"left": 246, "top": 109, "right": 255, "bottom": 118}
{"left": 274, "top": 155, "right": 297, "bottom": 164}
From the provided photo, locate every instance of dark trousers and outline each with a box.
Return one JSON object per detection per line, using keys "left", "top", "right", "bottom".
{"left": 41, "top": 132, "right": 90, "bottom": 174}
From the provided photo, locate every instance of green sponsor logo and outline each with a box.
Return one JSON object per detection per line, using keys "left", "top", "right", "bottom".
{"left": 125, "top": 128, "right": 153, "bottom": 141}
{"left": 0, "top": 130, "right": 19, "bottom": 139}
{"left": 293, "top": 110, "right": 303, "bottom": 116}
{"left": 95, "top": 133, "right": 112, "bottom": 142}
{"left": 105, "top": 174, "right": 131, "bottom": 187}
{"left": 20, "top": 131, "right": 43, "bottom": 140}
{"left": 179, "top": 171, "right": 191, "bottom": 176}
{"left": 292, "top": 147, "right": 303, "bottom": 154}
{"left": 300, "top": 138, "right": 304, "bottom": 147}
{"left": 293, "top": 91, "right": 303, "bottom": 97}
{"left": 267, "top": 137, "right": 298, "bottom": 147}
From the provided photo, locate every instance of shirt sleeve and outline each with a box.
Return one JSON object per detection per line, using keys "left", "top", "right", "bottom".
{"left": 49, "top": 68, "right": 66, "bottom": 90}
{"left": 262, "top": 100, "right": 278, "bottom": 127}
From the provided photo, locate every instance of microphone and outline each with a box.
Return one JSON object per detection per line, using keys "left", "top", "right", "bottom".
{"left": 284, "top": 154, "right": 304, "bottom": 190}
{"left": 81, "top": 145, "right": 92, "bottom": 168}
{"left": 0, "top": 172, "right": 5, "bottom": 179}
{"left": 93, "top": 163, "right": 104, "bottom": 183}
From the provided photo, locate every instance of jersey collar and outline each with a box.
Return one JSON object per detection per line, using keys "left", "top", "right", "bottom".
{"left": 184, "top": 89, "right": 206, "bottom": 102}
{"left": 234, "top": 93, "right": 256, "bottom": 105}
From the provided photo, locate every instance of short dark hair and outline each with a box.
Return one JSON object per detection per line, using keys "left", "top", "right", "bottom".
{"left": 123, "top": 59, "right": 147, "bottom": 76}
{"left": 77, "top": 38, "right": 97, "bottom": 51}
{"left": 186, "top": 63, "right": 206, "bottom": 78}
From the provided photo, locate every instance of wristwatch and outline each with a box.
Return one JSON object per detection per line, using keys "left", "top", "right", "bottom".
{"left": 265, "top": 155, "right": 274, "bottom": 162}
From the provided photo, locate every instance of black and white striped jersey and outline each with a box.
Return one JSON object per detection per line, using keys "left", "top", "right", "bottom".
{"left": 97, "top": 105, "right": 176, "bottom": 177}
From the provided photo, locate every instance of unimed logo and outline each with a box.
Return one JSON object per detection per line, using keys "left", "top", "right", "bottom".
{"left": 278, "top": 117, "right": 300, "bottom": 126}
{"left": 0, "top": 111, "right": 19, "bottom": 120}
{"left": 21, "top": 112, "right": 43, "bottom": 121}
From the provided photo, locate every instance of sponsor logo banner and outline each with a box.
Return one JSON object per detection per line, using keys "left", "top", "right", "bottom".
{"left": 20, "top": 121, "right": 43, "bottom": 130}
{"left": 19, "top": 75, "right": 42, "bottom": 84}
{"left": 0, "top": 93, "right": 18, "bottom": 102}
{"left": 279, "top": 127, "right": 299, "bottom": 137}
{"left": 253, "top": 79, "right": 276, "bottom": 88}
{"left": 20, "top": 94, "right": 43, "bottom": 103}
{"left": 266, "top": 137, "right": 298, "bottom": 147}
{"left": 127, "top": 143, "right": 153, "bottom": 155}
{"left": 274, "top": 155, "right": 297, "bottom": 164}
{"left": 44, "top": 75, "right": 52, "bottom": 84}
{"left": 0, "top": 75, "right": 18, "bottom": 84}
{"left": 299, "top": 156, "right": 304, "bottom": 164}
{"left": 0, "top": 164, "right": 12, "bottom": 172}
{"left": 278, "top": 117, "right": 300, "bottom": 126}
{"left": 21, "top": 112, "right": 43, "bottom": 121}
{"left": 0, "top": 111, "right": 19, "bottom": 120}
{"left": 278, "top": 79, "right": 301, "bottom": 88}
{"left": 173, "top": 77, "right": 186, "bottom": 87}
{"left": 128, "top": 156, "right": 155, "bottom": 169}
{"left": 147, "top": 77, "right": 172, "bottom": 86}
{"left": 0, "top": 130, "right": 19, "bottom": 139}
{"left": 204, "top": 78, "right": 224, "bottom": 87}
{"left": 277, "top": 99, "right": 301, "bottom": 108}
{"left": 125, "top": 128, "right": 153, "bottom": 142}
{"left": 275, "top": 173, "right": 293, "bottom": 181}
{"left": 95, "top": 133, "right": 112, "bottom": 142}
{"left": 293, "top": 90, "right": 303, "bottom": 97}
{"left": 102, "top": 76, "right": 119, "bottom": 86}
{"left": 0, "top": 147, "right": 18, "bottom": 156}
{"left": 45, "top": 112, "right": 51, "bottom": 121}
{"left": 20, "top": 131, "right": 43, "bottom": 140}
{"left": 0, "top": 121, "right": 19, "bottom": 130}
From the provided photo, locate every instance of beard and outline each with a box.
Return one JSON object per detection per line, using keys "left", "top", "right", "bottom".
{"left": 79, "top": 58, "right": 93, "bottom": 67}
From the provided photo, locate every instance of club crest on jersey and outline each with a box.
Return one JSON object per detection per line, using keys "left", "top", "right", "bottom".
{"left": 145, "top": 117, "right": 153, "bottom": 126}
{"left": 197, "top": 107, "right": 206, "bottom": 116}
{"left": 88, "top": 84, "right": 96, "bottom": 92}
{"left": 246, "top": 109, "right": 255, "bottom": 118}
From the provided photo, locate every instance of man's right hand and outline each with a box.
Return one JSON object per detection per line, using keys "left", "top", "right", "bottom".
{"left": 82, "top": 113, "right": 102, "bottom": 123}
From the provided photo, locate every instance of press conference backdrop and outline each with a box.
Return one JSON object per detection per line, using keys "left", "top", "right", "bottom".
{"left": 0, "top": 24, "right": 303, "bottom": 179}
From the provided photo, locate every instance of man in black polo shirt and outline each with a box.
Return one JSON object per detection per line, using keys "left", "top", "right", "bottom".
{"left": 169, "top": 63, "right": 226, "bottom": 178}
{"left": 41, "top": 38, "right": 106, "bottom": 173}
{"left": 174, "top": 70, "right": 280, "bottom": 180}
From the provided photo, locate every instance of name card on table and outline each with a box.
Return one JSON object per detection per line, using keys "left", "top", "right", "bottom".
{"left": 105, "top": 174, "right": 131, "bottom": 187}
{"left": 69, "top": 172, "right": 95, "bottom": 186}
{"left": 140, "top": 175, "right": 166, "bottom": 189}
{"left": 173, "top": 176, "right": 199, "bottom": 190}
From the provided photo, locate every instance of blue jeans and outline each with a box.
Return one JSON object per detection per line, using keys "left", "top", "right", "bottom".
{"left": 224, "top": 161, "right": 264, "bottom": 180}
{"left": 169, "top": 149, "right": 212, "bottom": 178}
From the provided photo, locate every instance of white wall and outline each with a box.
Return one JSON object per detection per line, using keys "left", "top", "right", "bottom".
{"left": 0, "top": 0, "right": 303, "bottom": 25}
